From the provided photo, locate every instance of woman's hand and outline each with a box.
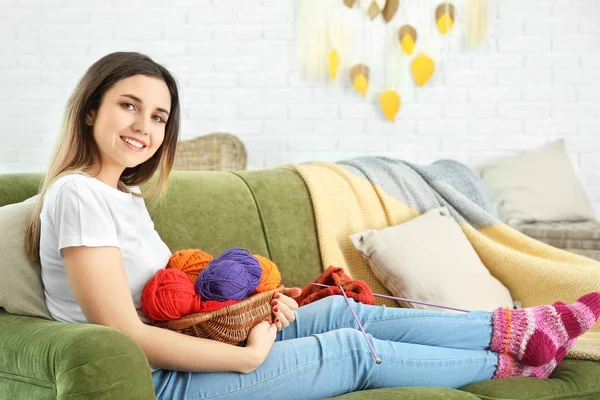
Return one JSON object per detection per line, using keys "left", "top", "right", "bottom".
{"left": 244, "top": 319, "right": 278, "bottom": 372}
{"left": 271, "top": 287, "right": 302, "bottom": 331}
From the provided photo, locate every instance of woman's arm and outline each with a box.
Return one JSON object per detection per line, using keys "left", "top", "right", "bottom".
{"left": 61, "top": 246, "right": 260, "bottom": 374}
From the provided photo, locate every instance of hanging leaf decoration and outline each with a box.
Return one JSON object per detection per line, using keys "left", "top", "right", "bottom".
{"left": 398, "top": 25, "right": 417, "bottom": 56}
{"left": 367, "top": 2, "right": 380, "bottom": 20}
{"left": 436, "top": 3, "right": 456, "bottom": 35}
{"left": 296, "top": 0, "right": 488, "bottom": 120}
{"left": 411, "top": 54, "right": 435, "bottom": 87}
{"left": 350, "top": 64, "right": 369, "bottom": 95}
{"left": 328, "top": 21, "right": 349, "bottom": 80}
{"left": 329, "top": 50, "right": 341, "bottom": 79}
{"left": 380, "top": 90, "right": 401, "bottom": 121}
{"left": 364, "top": 0, "right": 386, "bottom": 20}
{"left": 381, "top": 0, "right": 399, "bottom": 23}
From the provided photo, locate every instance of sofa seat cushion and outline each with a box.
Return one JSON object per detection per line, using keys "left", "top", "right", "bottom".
{"left": 461, "top": 359, "right": 600, "bottom": 399}
{"left": 329, "top": 387, "right": 481, "bottom": 399}
{"left": 512, "top": 220, "right": 600, "bottom": 251}
{"left": 329, "top": 359, "right": 600, "bottom": 399}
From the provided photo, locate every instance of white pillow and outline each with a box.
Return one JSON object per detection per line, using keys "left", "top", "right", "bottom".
{"left": 350, "top": 207, "right": 514, "bottom": 313}
{"left": 477, "top": 139, "right": 595, "bottom": 225}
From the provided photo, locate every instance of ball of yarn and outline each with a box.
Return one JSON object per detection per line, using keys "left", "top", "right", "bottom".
{"left": 199, "top": 298, "right": 241, "bottom": 313}
{"left": 142, "top": 269, "right": 202, "bottom": 322}
{"left": 196, "top": 247, "right": 262, "bottom": 301}
{"left": 167, "top": 249, "right": 213, "bottom": 283}
{"left": 253, "top": 254, "right": 281, "bottom": 292}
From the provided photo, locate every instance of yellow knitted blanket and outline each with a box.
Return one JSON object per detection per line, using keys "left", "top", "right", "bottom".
{"left": 288, "top": 158, "right": 600, "bottom": 361}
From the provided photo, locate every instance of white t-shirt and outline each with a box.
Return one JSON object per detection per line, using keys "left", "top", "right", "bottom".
{"left": 39, "top": 173, "right": 172, "bottom": 324}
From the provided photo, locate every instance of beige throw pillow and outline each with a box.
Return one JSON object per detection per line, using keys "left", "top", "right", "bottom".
{"left": 0, "top": 195, "right": 51, "bottom": 319}
{"left": 350, "top": 207, "right": 514, "bottom": 313}
{"left": 477, "top": 139, "right": 595, "bottom": 225}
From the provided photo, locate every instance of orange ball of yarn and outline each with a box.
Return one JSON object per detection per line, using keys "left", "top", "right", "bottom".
{"left": 167, "top": 249, "right": 213, "bottom": 283}
{"left": 142, "top": 269, "right": 202, "bottom": 322}
{"left": 253, "top": 254, "right": 282, "bottom": 292}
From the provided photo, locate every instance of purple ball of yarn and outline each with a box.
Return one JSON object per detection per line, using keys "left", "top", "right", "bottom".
{"left": 195, "top": 247, "right": 262, "bottom": 301}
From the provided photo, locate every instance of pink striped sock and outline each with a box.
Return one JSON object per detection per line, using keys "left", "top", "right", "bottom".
{"left": 494, "top": 354, "right": 557, "bottom": 379}
{"left": 549, "top": 301, "right": 579, "bottom": 368}
{"left": 490, "top": 292, "right": 600, "bottom": 367}
{"left": 493, "top": 338, "right": 577, "bottom": 380}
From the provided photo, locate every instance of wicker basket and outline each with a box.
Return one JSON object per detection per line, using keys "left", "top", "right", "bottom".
{"left": 173, "top": 133, "right": 247, "bottom": 172}
{"left": 156, "top": 285, "right": 285, "bottom": 345}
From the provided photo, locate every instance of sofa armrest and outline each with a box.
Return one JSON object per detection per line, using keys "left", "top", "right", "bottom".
{"left": 0, "top": 310, "right": 155, "bottom": 400}
{"left": 512, "top": 220, "right": 600, "bottom": 262}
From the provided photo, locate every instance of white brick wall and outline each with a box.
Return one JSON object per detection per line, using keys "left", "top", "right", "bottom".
{"left": 1, "top": 0, "right": 600, "bottom": 214}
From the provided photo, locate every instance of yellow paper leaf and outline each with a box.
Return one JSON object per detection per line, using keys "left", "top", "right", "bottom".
{"left": 353, "top": 74, "right": 369, "bottom": 95}
{"left": 399, "top": 25, "right": 417, "bottom": 56}
{"left": 437, "top": 15, "right": 455, "bottom": 35}
{"left": 350, "top": 64, "right": 369, "bottom": 95}
{"left": 401, "top": 35, "right": 415, "bottom": 56}
{"left": 329, "top": 50, "right": 341, "bottom": 79}
{"left": 435, "top": 3, "right": 456, "bottom": 35}
{"left": 380, "top": 90, "right": 401, "bottom": 121}
{"left": 411, "top": 55, "right": 435, "bottom": 87}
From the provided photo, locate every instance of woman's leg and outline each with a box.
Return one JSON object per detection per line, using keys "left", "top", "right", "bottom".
{"left": 153, "top": 328, "right": 498, "bottom": 400}
{"left": 277, "top": 295, "right": 493, "bottom": 350}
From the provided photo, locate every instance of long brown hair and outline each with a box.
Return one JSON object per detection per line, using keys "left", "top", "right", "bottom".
{"left": 24, "top": 51, "right": 181, "bottom": 264}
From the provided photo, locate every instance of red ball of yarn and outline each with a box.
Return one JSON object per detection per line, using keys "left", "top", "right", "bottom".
{"left": 198, "top": 299, "right": 241, "bottom": 313}
{"left": 142, "top": 269, "right": 202, "bottom": 322}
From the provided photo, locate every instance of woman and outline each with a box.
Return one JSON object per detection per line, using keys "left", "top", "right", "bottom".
{"left": 24, "top": 52, "right": 600, "bottom": 400}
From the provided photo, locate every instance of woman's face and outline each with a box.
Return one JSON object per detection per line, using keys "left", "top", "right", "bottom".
{"left": 86, "top": 74, "right": 172, "bottom": 171}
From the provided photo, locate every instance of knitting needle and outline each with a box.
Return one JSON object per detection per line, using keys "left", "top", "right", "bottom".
{"left": 338, "top": 285, "right": 382, "bottom": 365}
{"left": 310, "top": 282, "right": 470, "bottom": 313}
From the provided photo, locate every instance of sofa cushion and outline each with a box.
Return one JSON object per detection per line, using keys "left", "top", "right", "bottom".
{"left": 235, "top": 169, "right": 322, "bottom": 288}
{"left": 141, "top": 170, "right": 322, "bottom": 288}
{"left": 0, "top": 195, "right": 51, "bottom": 319}
{"left": 461, "top": 359, "right": 600, "bottom": 399}
{"left": 350, "top": 207, "right": 513, "bottom": 313}
{"left": 477, "top": 139, "right": 596, "bottom": 225}
{"left": 142, "top": 171, "right": 271, "bottom": 262}
{"left": 0, "top": 173, "right": 43, "bottom": 207}
{"left": 329, "top": 387, "right": 481, "bottom": 399}
{"left": 0, "top": 310, "right": 154, "bottom": 399}
{"left": 329, "top": 359, "right": 600, "bottom": 400}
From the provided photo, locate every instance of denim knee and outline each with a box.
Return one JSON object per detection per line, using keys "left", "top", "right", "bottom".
{"left": 320, "top": 294, "right": 349, "bottom": 308}
{"left": 329, "top": 327, "right": 373, "bottom": 350}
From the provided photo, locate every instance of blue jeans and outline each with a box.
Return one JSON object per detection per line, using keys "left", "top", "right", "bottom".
{"left": 152, "top": 295, "right": 498, "bottom": 399}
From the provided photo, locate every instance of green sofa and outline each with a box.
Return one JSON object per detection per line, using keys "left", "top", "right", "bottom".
{"left": 1, "top": 169, "right": 599, "bottom": 400}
